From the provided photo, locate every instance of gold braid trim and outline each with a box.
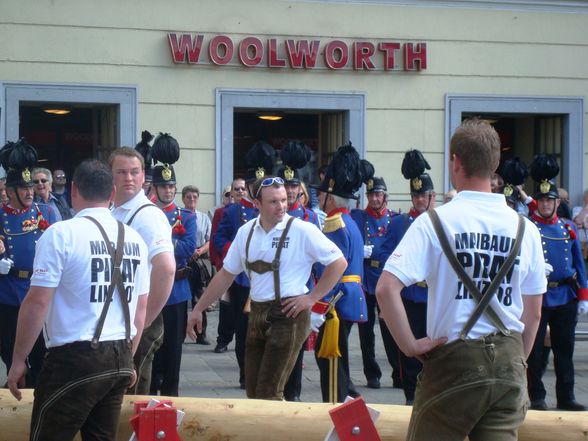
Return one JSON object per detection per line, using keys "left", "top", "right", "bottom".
{"left": 322, "top": 212, "right": 345, "bottom": 233}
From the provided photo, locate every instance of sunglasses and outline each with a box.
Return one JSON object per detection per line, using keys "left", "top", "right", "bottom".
{"left": 255, "top": 177, "right": 284, "bottom": 198}
{"left": 33, "top": 179, "right": 48, "bottom": 184}
{"left": 233, "top": 186, "right": 246, "bottom": 192}
{"left": 55, "top": 174, "right": 66, "bottom": 179}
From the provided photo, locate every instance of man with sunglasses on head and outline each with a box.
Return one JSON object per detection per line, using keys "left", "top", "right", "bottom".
{"left": 188, "top": 175, "right": 346, "bottom": 400}
{"left": 212, "top": 142, "right": 273, "bottom": 389}
{"left": 0, "top": 140, "right": 57, "bottom": 388}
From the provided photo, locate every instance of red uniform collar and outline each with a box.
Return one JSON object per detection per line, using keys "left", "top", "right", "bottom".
{"left": 289, "top": 201, "right": 301, "bottom": 211}
{"left": 531, "top": 212, "right": 558, "bottom": 225}
{"left": 3, "top": 203, "right": 32, "bottom": 215}
{"left": 240, "top": 198, "right": 255, "bottom": 209}
{"left": 409, "top": 208, "right": 422, "bottom": 219}
{"left": 162, "top": 203, "right": 177, "bottom": 213}
{"left": 366, "top": 206, "right": 387, "bottom": 219}
{"left": 327, "top": 207, "right": 349, "bottom": 217}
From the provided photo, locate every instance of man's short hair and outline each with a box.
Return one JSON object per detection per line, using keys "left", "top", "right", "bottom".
{"left": 450, "top": 118, "right": 501, "bottom": 179}
{"left": 182, "top": 185, "right": 200, "bottom": 198}
{"left": 73, "top": 159, "right": 113, "bottom": 202}
{"left": 252, "top": 176, "right": 284, "bottom": 201}
{"left": 108, "top": 147, "right": 145, "bottom": 170}
{"left": 32, "top": 167, "right": 53, "bottom": 184}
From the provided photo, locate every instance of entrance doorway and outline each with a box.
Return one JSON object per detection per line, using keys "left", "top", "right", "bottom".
{"left": 19, "top": 103, "right": 118, "bottom": 176}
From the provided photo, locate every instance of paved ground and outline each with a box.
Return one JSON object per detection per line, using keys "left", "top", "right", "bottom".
{"left": 2, "top": 308, "right": 588, "bottom": 409}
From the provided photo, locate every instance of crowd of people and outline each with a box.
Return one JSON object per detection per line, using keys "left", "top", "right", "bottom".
{"left": 0, "top": 118, "right": 587, "bottom": 440}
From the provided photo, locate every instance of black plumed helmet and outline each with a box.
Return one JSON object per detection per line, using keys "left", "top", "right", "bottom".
{"left": 401, "top": 149, "right": 433, "bottom": 194}
{"left": 367, "top": 177, "right": 387, "bottom": 193}
{"left": 245, "top": 141, "right": 275, "bottom": 182}
{"left": 500, "top": 158, "right": 528, "bottom": 204}
{"left": 278, "top": 140, "right": 311, "bottom": 184}
{"left": 530, "top": 154, "right": 559, "bottom": 199}
{"left": 312, "top": 142, "right": 364, "bottom": 200}
{"left": 0, "top": 138, "right": 38, "bottom": 187}
{"left": 152, "top": 132, "right": 180, "bottom": 185}
{"left": 135, "top": 130, "right": 154, "bottom": 168}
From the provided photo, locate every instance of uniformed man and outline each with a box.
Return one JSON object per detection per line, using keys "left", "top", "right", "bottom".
{"left": 212, "top": 141, "right": 274, "bottom": 389}
{"left": 277, "top": 140, "right": 320, "bottom": 401}
{"left": 0, "top": 139, "right": 57, "bottom": 386}
{"left": 110, "top": 145, "right": 175, "bottom": 394}
{"left": 350, "top": 176, "right": 398, "bottom": 390}
{"left": 149, "top": 133, "right": 197, "bottom": 397}
{"left": 527, "top": 154, "right": 588, "bottom": 411}
{"left": 311, "top": 143, "right": 370, "bottom": 402}
{"left": 386, "top": 149, "right": 435, "bottom": 404}
{"left": 499, "top": 158, "right": 528, "bottom": 212}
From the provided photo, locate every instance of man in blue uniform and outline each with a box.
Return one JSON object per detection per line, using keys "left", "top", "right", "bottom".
{"left": 311, "top": 143, "right": 370, "bottom": 402}
{"left": 0, "top": 139, "right": 57, "bottom": 386}
{"left": 387, "top": 149, "right": 436, "bottom": 404}
{"left": 278, "top": 140, "right": 320, "bottom": 401}
{"left": 213, "top": 141, "right": 274, "bottom": 389}
{"left": 350, "top": 176, "right": 398, "bottom": 390}
{"left": 527, "top": 154, "right": 587, "bottom": 411}
{"left": 149, "top": 134, "right": 197, "bottom": 396}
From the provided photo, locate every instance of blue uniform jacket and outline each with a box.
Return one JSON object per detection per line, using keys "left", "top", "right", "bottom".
{"left": 0, "top": 202, "right": 57, "bottom": 305}
{"left": 318, "top": 209, "right": 367, "bottom": 322}
{"left": 388, "top": 211, "right": 428, "bottom": 303}
{"left": 164, "top": 204, "right": 196, "bottom": 305}
{"left": 531, "top": 214, "right": 588, "bottom": 307}
{"left": 213, "top": 199, "right": 258, "bottom": 287}
{"left": 350, "top": 206, "right": 396, "bottom": 295}
{"left": 288, "top": 202, "right": 320, "bottom": 290}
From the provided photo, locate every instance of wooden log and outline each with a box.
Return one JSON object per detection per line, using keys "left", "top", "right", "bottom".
{"left": 0, "top": 389, "right": 586, "bottom": 441}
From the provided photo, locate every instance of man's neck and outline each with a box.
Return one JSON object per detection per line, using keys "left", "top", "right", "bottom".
{"left": 259, "top": 216, "right": 278, "bottom": 233}
{"left": 455, "top": 176, "right": 492, "bottom": 193}
{"left": 53, "top": 185, "right": 65, "bottom": 193}
{"left": 76, "top": 202, "right": 110, "bottom": 212}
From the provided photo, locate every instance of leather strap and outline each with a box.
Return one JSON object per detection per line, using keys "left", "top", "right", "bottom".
{"left": 84, "top": 216, "right": 131, "bottom": 347}
{"left": 245, "top": 216, "right": 295, "bottom": 301}
{"left": 427, "top": 209, "right": 525, "bottom": 339}
{"left": 126, "top": 203, "right": 154, "bottom": 226}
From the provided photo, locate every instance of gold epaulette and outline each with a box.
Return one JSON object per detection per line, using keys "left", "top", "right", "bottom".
{"left": 323, "top": 212, "right": 346, "bottom": 233}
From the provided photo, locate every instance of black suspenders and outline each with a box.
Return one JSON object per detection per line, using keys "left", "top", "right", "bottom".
{"left": 427, "top": 209, "right": 525, "bottom": 339}
{"left": 84, "top": 216, "right": 131, "bottom": 347}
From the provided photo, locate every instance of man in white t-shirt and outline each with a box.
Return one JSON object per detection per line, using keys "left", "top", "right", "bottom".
{"left": 187, "top": 177, "right": 347, "bottom": 400}
{"left": 376, "top": 119, "right": 546, "bottom": 441}
{"left": 110, "top": 147, "right": 176, "bottom": 394}
{"left": 7, "top": 159, "right": 150, "bottom": 441}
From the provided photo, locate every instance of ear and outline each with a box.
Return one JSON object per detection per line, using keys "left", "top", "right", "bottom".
{"left": 71, "top": 182, "right": 78, "bottom": 199}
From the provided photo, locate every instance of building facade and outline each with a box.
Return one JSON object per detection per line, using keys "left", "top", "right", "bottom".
{"left": 1, "top": 0, "right": 587, "bottom": 211}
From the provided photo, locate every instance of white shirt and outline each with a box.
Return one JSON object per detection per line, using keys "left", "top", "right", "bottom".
{"left": 223, "top": 214, "right": 342, "bottom": 301}
{"left": 31, "top": 207, "right": 150, "bottom": 347}
{"left": 111, "top": 191, "right": 173, "bottom": 262}
{"left": 384, "top": 191, "right": 546, "bottom": 343}
{"left": 194, "top": 209, "right": 211, "bottom": 248}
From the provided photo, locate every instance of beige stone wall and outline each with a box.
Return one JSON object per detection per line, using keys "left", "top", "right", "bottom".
{"left": 1, "top": 0, "right": 587, "bottom": 211}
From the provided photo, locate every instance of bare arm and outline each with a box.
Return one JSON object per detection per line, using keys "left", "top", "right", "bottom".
{"left": 145, "top": 251, "right": 176, "bottom": 326}
{"left": 281, "top": 256, "right": 348, "bottom": 316}
{"left": 521, "top": 294, "right": 543, "bottom": 359}
{"left": 7, "top": 286, "right": 54, "bottom": 400}
{"left": 186, "top": 267, "right": 236, "bottom": 340}
{"left": 376, "top": 271, "right": 446, "bottom": 359}
{"left": 132, "top": 294, "right": 148, "bottom": 355}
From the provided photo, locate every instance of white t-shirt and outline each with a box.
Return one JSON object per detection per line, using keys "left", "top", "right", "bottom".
{"left": 31, "top": 207, "right": 150, "bottom": 347}
{"left": 111, "top": 191, "right": 173, "bottom": 262}
{"left": 194, "top": 209, "right": 211, "bottom": 248}
{"left": 223, "top": 214, "right": 342, "bottom": 301}
{"left": 384, "top": 191, "right": 547, "bottom": 343}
